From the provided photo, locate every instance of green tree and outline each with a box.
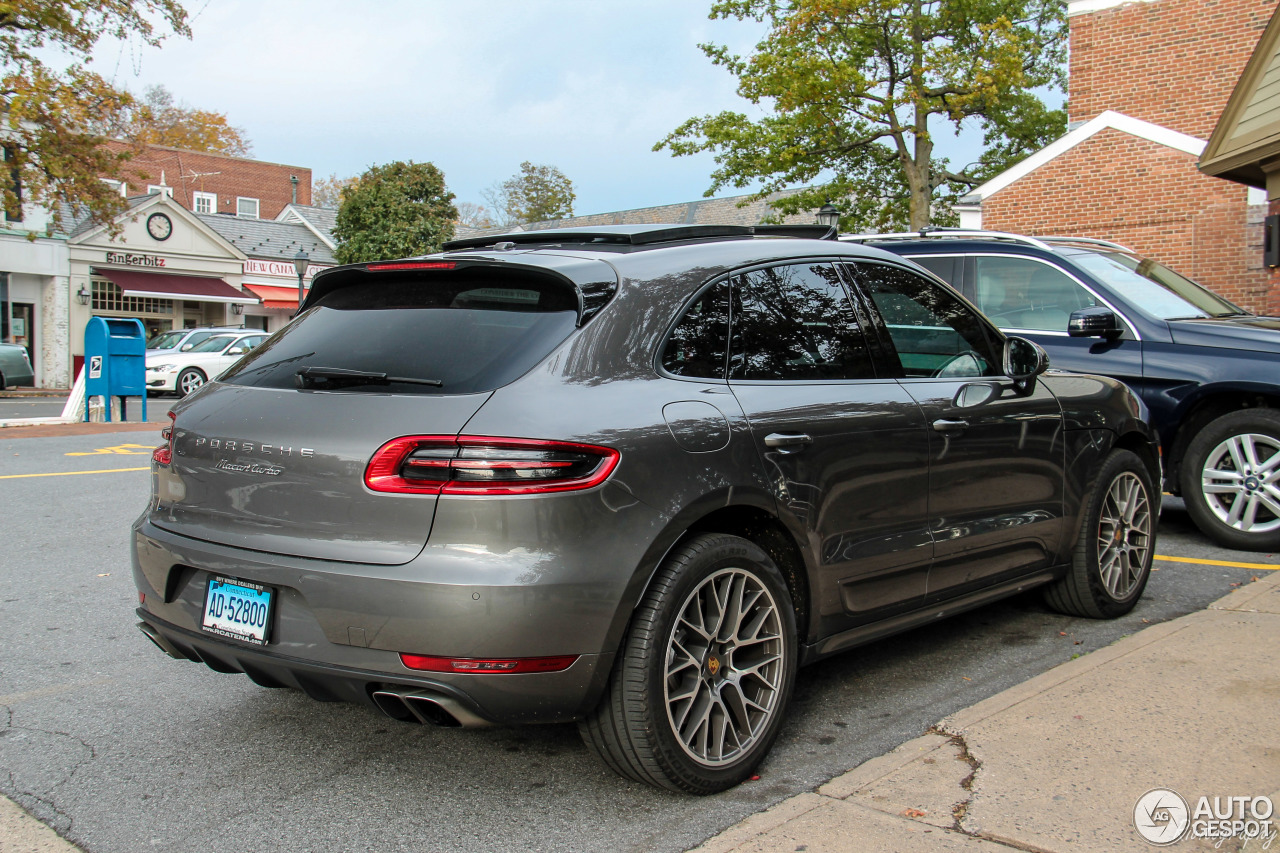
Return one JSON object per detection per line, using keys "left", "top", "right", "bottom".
{"left": 657, "top": 0, "right": 1067, "bottom": 231}
{"left": 482, "top": 161, "right": 575, "bottom": 227}
{"left": 332, "top": 161, "right": 457, "bottom": 264}
{"left": 1, "top": 0, "right": 190, "bottom": 232}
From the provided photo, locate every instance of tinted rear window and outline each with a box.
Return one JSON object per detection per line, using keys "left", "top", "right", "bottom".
{"left": 220, "top": 269, "right": 579, "bottom": 395}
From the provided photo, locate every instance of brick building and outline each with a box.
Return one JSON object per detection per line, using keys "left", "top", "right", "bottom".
{"left": 1200, "top": 4, "right": 1280, "bottom": 314}
{"left": 104, "top": 142, "right": 312, "bottom": 220}
{"left": 958, "top": 0, "right": 1277, "bottom": 312}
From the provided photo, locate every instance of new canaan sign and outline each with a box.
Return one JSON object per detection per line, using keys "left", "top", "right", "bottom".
{"left": 243, "top": 259, "right": 328, "bottom": 280}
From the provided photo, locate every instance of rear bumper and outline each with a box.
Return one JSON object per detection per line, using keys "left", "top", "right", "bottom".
{"left": 136, "top": 611, "right": 608, "bottom": 726}
{"left": 130, "top": 511, "right": 650, "bottom": 725}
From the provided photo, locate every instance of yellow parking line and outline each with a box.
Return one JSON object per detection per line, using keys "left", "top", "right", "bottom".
{"left": 1155, "top": 554, "right": 1279, "bottom": 571}
{"left": 0, "top": 466, "right": 149, "bottom": 480}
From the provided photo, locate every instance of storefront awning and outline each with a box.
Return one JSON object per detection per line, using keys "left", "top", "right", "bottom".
{"left": 243, "top": 283, "right": 305, "bottom": 310}
{"left": 93, "top": 269, "right": 259, "bottom": 304}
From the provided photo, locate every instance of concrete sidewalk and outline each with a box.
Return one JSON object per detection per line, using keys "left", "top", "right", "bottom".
{"left": 694, "top": 572, "right": 1280, "bottom": 853}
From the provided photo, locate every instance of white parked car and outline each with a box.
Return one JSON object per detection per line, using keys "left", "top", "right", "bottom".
{"left": 146, "top": 330, "right": 269, "bottom": 396}
{"left": 146, "top": 326, "right": 244, "bottom": 358}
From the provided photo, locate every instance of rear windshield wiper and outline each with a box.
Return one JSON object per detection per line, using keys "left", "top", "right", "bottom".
{"left": 295, "top": 367, "right": 443, "bottom": 389}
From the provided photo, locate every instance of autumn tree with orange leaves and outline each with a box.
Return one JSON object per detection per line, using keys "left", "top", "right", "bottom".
{"left": 0, "top": 0, "right": 191, "bottom": 232}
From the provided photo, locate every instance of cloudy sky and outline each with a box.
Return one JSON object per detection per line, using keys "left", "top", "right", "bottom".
{"left": 90, "top": 0, "right": 981, "bottom": 217}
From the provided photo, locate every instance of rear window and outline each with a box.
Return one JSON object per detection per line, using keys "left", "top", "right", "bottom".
{"left": 220, "top": 269, "right": 579, "bottom": 395}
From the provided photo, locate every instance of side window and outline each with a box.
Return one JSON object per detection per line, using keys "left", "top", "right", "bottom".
{"left": 662, "top": 280, "right": 730, "bottom": 379}
{"left": 729, "top": 261, "right": 875, "bottom": 381}
{"left": 972, "top": 256, "right": 1098, "bottom": 332}
{"left": 910, "top": 255, "right": 960, "bottom": 286}
{"left": 852, "top": 262, "right": 1001, "bottom": 379}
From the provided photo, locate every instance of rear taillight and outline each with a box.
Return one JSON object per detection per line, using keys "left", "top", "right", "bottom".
{"left": 152, "top": 412, "right": 176, "bottom": 465}
{"left": 399, "top": 653, "right": 578, "bottom": 674}
{"left": 366, "top": 261, "right": 456, "bottom": 271}
{"left": 365, "top": 435, "right": 619, "bottom": 495}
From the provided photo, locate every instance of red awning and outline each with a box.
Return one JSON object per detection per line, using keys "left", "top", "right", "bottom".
{"left": 94, "top": 269, "right": 259, "bottom": 304}
{"left": 243, "top": 283, "right": 305, "bottom": 310}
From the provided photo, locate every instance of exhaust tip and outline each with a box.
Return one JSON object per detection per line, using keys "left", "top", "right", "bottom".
{"left": 405, "top": 695, "right": 463, "bottom": 727}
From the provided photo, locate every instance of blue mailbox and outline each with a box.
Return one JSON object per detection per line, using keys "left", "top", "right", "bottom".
{"left": 83, "top": 317, "right": 147, "bottom": 422}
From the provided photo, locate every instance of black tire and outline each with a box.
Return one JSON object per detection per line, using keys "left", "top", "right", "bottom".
{"left": 176, "top": 368, "right": 206, "bottom": 397}
{"left": 1045, "top": 449, "right": 1154, "bottom": 618}
{"left": 579, "top": 533, "right": 797, "bottom": 794}
{"left": 1179, "top": 409, "right": 1280, "bottom": 552}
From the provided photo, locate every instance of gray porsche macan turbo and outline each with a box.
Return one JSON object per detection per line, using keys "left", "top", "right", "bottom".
{"left": 133, "top": 224, "right": 1159, "bottom": 793}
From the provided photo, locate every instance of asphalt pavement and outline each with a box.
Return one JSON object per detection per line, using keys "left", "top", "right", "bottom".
{"left": 0, "top": 424, "right": 1274, "bottom": 853}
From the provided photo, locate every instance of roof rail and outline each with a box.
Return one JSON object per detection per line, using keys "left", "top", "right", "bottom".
{"left": 839, "top": 228, "right": 1055, "bottom": 250}
{"left": 443, "top": 223, "right": 835, "bottom": 252}
{"left": 1036, "top": 235, "right": 1136, "bottom": 253}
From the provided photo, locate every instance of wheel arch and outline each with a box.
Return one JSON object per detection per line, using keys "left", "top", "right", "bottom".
{"left": 1166, "top": 385, "right": 1279, "bottom": 491}
{"left": 600, "top": 493, "right": 812, "bottom": 663}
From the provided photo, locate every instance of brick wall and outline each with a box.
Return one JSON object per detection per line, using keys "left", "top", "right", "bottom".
{"left": 982, "top": 129, "right": 1274, "bottom": 310}
{"left": 106, "top": 142, "right": 311, "bottom": 219}
{"left": 1069, "top": 0, "right": 1275, "bottom": 138}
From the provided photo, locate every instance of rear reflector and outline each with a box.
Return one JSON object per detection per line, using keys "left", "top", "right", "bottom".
{"left": 152, "top": 412, "right": 177, "bottom": 465}
{"left": 399, "top": 653, "right": 578, "bottom": 674}
{"left": 365, "top": 435, "right": 619, "bottom": 495}
{"left": 366, "top": 261, "right": 457, "bottom": 271}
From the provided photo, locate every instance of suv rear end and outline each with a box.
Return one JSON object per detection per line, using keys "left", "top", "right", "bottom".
{"left": 135, "top": 252, "right": 655, "bottom": 725}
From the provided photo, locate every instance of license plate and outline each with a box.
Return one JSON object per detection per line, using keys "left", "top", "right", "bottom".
{"left": 201, "top": 576, "right": 274, "bottom": 645}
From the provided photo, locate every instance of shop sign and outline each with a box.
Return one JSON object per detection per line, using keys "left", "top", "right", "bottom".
{"left": 244, "top": 259, "right": 326, "bottom": 280}
{"left": 105, "top": 251, "right": 166, "bottom": 268}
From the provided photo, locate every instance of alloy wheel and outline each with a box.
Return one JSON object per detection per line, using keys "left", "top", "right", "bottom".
{"left": 664, "top": 568, "right": 784, "bottom": 766}
{"left": 1200, "top": 432, "right": 1280, "bottom": 534}
{"left": 1096, "top": 471, "right": 1152, "bottom": 598}
{"left": 179, "top": 371, "right": 205, "bottom": 395}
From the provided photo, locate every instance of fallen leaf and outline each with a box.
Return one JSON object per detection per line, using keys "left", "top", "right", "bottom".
{"left": 1059, "top": 631, "right": 1068, "bottom": 636}
{"left": 96, "top": 573, "right": 110, "bottom": 577}
{"left": 1231, "top": 582, "right": 1241, "bottom": 587}
{"left": 1073, "top": 715, "right": 1084, "bottom": 719}
{"left": 1074, "top": 640, "right": 1082, "bottom": 645}
{"left": 902, "top": 808, "right": 927, "bottom": 818}
{"left": 1141, "top": 618, "right": 1150, "bottom": 623}
{"left": 749, "top": 775, "right": 760, "bottom": 782}
{"left": 961, "top": 676, "right": 972, "bottom": 681}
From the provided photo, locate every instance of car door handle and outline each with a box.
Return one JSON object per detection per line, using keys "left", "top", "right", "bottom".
{"left": 932, "top": 419, "right": 969, "bottom": 433}
{"left": 764, "top": 432, "right": 813, "bottom": 449}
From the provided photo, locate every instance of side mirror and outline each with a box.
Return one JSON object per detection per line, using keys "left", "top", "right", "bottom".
{"left": 1068, "top": 306, "right": 1122, "bottom": 339}
{"left": 180, "top": 343, "right": 195, "bottom": 351}
{"left": 1004, "top": 336, "right": 1048, "bottom": 392}
{"left": 227, "top": 346, "right": 247, "bottom": 355}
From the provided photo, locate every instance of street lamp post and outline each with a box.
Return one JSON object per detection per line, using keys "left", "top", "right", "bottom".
{"left": 816, "top": 203, "right": 840, "bottom": 230}
{"left": 293, "top": 249, "right": 309, "bottom": 312}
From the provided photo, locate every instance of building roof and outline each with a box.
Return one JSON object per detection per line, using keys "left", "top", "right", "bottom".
{"left": 455, "top": 189, "right": 814, "bottom": 241}
{"left": 195, "top": 212, "right": 336, "bottom": 265}
{"left": 1200, "top": 4, "right": 1280, "bottom": 188}
{"left": 961, "top": 110, "right": 1207, "bottom": 204}
{"left": 275, "top": 204, "right": 338, "bottom": 249}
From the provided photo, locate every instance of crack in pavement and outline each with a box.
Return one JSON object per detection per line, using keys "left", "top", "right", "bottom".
{"left": 0, "top": 702, "right": 99, "bottom": 839}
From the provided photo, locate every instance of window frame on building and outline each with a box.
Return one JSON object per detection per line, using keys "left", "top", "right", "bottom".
{"left": 236, "top": 197, "right": 260, "bottom": 219}
{"left": 193, "top": 191, "right": 217, "bottom": 215}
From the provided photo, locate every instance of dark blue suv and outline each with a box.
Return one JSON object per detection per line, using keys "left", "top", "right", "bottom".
{"left": 854, "top": 230, "right": 1280, "bottom": 552}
